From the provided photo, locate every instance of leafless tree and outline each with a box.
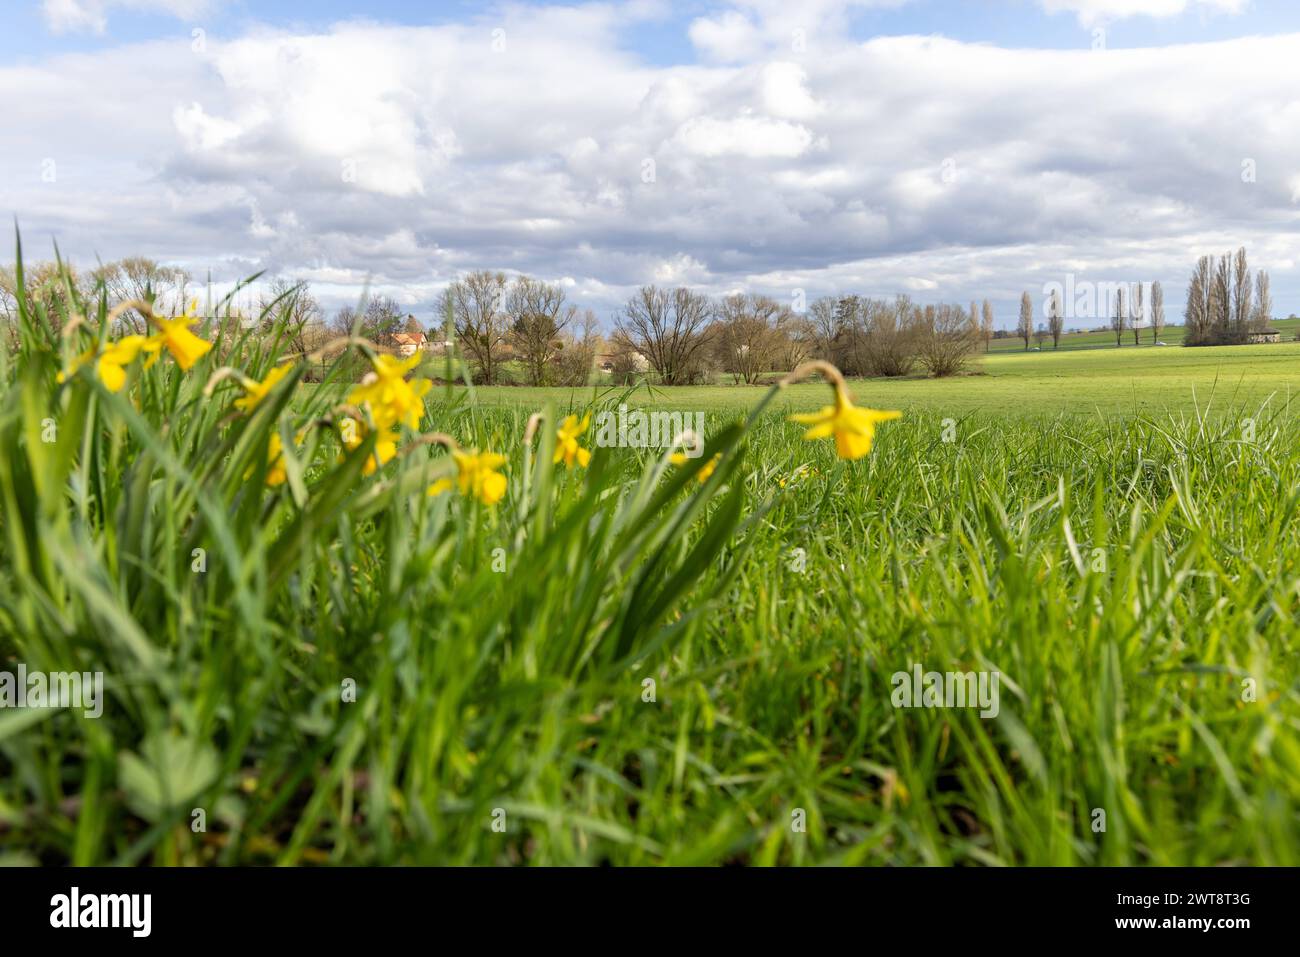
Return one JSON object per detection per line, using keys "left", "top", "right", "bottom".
{"left": 1018, "top": 292, "right": 1033, "bottom": 351}
{"left": 1211, "top": 253, "right": 1231, "bottom": 341}
{"left": 916, "top": 302, "right": 979, "bottom": 376}
{"left": 806, "top": 296, "right": 844, "bottom": 365}
{"left": 1110, "top": 287, "right": 1126, "bottom": 346}
{"left": 554, "top": 308, "right": 601, "bottom": 386}
{"left": 860, "top": 296, "right": 921, "bottom": 377}
{"left": 1184, "top": 257, "right": 1213, "bottom": 346}
{"left": 981, "top": 299, "right": 994, "bottom": 353}
{"left": 507, "top": 276, "right": 577, "bottom": 385}
{"left": 714, "top": 293, "right": 787, "bottom": 384}
{"left": 1150, "top": 280, "right": 1164, "bottom": 344}
{"left": 442, "top": 270, "right": 511, "bottom": 384}
{"left": 614, "top": 285, "right": 715, "bottom": 385}
{"left": 1230, "top": 246, "right": 1252, "bottom": 341}
{"left": 1047, "top": 289, "right": 1064, "bottom": 348}
{"left": 1131, "top": 282, "right": 1144, "bottom": 346}
{"left": 1252, "top": 271, "right": 1273, "bottom": 332}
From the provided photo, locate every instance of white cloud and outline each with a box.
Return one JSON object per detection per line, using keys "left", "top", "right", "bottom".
{"left": 41, "top": 0, "right": 215, "bottom": 34}
{"left": 1038, "top": 0, "right": 1248, "bottom": 27}
{"left": 4, "top": 5, "right": 1300, "bottom": 325}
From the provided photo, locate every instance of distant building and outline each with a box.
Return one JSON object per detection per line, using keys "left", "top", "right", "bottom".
{"left": 393, "top": 331, "right": 427, "bottom": 357}
{"left": 1247, "top": 331, "right": 1281, "bottom": 344}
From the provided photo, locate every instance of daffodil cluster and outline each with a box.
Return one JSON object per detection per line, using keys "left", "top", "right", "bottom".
{"left": 59, "top": 299, "right": 213, "bottom": 393}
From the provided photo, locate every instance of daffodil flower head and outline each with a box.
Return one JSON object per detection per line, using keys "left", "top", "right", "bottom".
{"left": 245, "top": 431, "right": 290, "bottom": 487}
{"left": 553, "top": 412, "right": 592, "bottom": 467}
{"left": 789, "top": 383, "right": 901, "bottom": 460}
{"left": 59, "top": 335, "right": 150, "bottom": 393}
{"left": 234, "top": 364, "right": 291, "bottom": 414}
{"left": 348, "top": 350, "right": 430, "bottom": 432}
{"left": 427, "top": 449, "right": 508, "bottom": 505}
{"left": 338, "top": 416, "right": 400, "bottom": 475}
{"left": 148, "top": 299, "right": 213, "bottom": 371}
{"left": 671, "top": 451, "right": 721, "bottom": 483}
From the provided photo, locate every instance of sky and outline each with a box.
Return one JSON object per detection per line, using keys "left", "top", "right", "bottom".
{"left": 3, "top": 0, "right": 1300, "bottom": 329}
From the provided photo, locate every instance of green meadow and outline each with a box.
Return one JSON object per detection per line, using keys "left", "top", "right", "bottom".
{"left": 2, "top": 272, "right": 1298, "bottom": 866}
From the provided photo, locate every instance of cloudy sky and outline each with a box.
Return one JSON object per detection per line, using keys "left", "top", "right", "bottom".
{"left": 3, "top": 0, "right": 1299, "bottom": 328}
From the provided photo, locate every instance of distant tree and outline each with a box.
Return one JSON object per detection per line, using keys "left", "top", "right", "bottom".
{"left": 714, "top": 293, "right": 786, "bottom": 384}
{"left": 507, "top": 276, "right": 576, "bottom": 386}
{"left": 916, "top": 302, "right": 979, "bottom": 377}
{"left": 257, "top": 278, "right": 322, "bottom": 358}
{"left": 1251, "top": 270, "right": 1272, "bottom": 332}
{"left": 1017, "top": 292, "right": 1033, "bottom": 350}
{"left": 806, "top": 296, "right": 845, "bottom": 365}
{"left": 1047, "top": 289, "right": 1064, "bottom": 348}
{"left": 1184, "top": 257, "right": 1213, "bottom": 346}
{"left": 442, "top": 270, "right": 510, "bottom": 384}
{"left": 1110, "top": 287, "right": 1126, "bottom": 346}
{"left": 614, "top": 286, "right": 715, "bottom": 385}
{"left": 1230, "top": 246, "right": 1252, "bottom": 341}
{"left": 362, "top": 296, "right": 405, "bottom": 349}
{"left": 981, "top": 299, "right": 994, "bottom": 353}
{"left": 93, "top": 257, "right": 191, "bottom": 333}
{"left": 553, "top": 308, "right": 600, "bottom": 386}
{"left": 1211, "top": 253, "right": 1231, "bottom": 342}
{"left": 1132, "top": 282, "right": 1144, "bottom": 346}
{"left": 1150, "top": 280, "right": 1164, "bottom": 343}
{"left": 1034, "top": 324, "right": 1047, "bottom": 349}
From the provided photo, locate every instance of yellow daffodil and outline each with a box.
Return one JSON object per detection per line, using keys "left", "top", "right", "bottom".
{"left": 789, "top": 384, "right": 900, "bottom": 460}
{"left": 427, "top": 449, "right": 508, "bottom": 505}
{"left": 234, "top": 364, "right": 291, "bottom": 414}
{"left": 553, "top": 413, "right": 592, "bottom": 467}
{"left": 148, "top": 300, "right": 213, "bottom": 372}
{"left": 348, "top": 351, "right": 431, "bottom": 432}
{"left": 671, "top": 451, "right": 721, "bottom": 483}
{"left": 58, "top": 335, "right": 149, "bottom": 393}
{"left": 254, "top": 432, "right": 289, "bottom": 487}
{"left": 339, "top": 417, "right": 401, "bottom": 476}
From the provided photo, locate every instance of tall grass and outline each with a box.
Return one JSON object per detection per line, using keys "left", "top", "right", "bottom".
{"left": 1, "top": 241, "right": 1297, "bottom": 865}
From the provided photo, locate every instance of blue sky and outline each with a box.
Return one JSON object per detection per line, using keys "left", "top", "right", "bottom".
{"left": 4, "top": 1, "right": 1300, "bottom": 327}
{"left": 10, "top": 0, "right": 1300, "bottom": 62}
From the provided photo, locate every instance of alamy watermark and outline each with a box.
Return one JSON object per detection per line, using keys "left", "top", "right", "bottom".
{"left": 890, "top": 663, "right": 1000, "bottom": 719}
{"left": 0, "top": 664, "right": 103, "bottom": 718}
{"left": 593, "top": 405, "right": 706, "bottom": 457}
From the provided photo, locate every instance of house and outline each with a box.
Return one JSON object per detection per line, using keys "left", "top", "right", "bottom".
{"left": 1247, "top": 331, "right": 1281, "bottom": 344}
{"left": 595, "top": 350, "right": 650, "bottom": 373}
{"left": 393, "top": 331, "right": 428, "bottom": 357}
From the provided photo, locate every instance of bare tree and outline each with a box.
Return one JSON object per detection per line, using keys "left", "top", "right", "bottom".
{"left": 1252, "top": 271, "right": 1273, "bottom": 332}
{"left": 860, "top": 296, "right": 921, "bottom": 377}
{"left": 1131, "top": 282, "right": 1144, "bottom": 346}
{"left": 806, "top": 296, "right": 844, "bottom": 365}
{"left": 554, "top": 308, "right": 600, "bottom": 386}
{"left": 1211, "top": 253, "right": 1231, "bottom": 342}
{"left": 1110, "top": 287, "right": 1126, "bottom": 346}
{"left": 714, "top": 293, "right": 786, "bottom": 384}
{"left": 257, "top": 278, "right": 322, "bottom": 356}
{"left": 916, "top": 302, "right": 979, "bottom": 376}
{"left": 1047, "top": 289, "right": 1064, "bottom": 348}
{"left": 93, "top": 257, "right": 191, "bottom": 333}
{"left": 1150, "top": 280, "right": 1164, "bottom": 344}
{"left": 614, "top": 286, "right": 715, "bottom": 385}
{"left": 1184, "top": 257, "right": 1213, "bottom": 346}
{"left": 1018, "top": 292, "right": 1033, "bottom": 351}
{"left": 981, "top": 299, "right": 994, "bottom": 353}
{"left": 506, "top": 276, "right": 576, "bottom": 385}
{"left": 1230, "top": 246, "right": 1252, "bottom": 341}
{"left": 442, "top": 270, "right": 510, "bottom": 384}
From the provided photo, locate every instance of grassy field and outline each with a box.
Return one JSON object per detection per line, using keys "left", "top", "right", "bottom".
{"left": 986, "top": 316, "right": 1300, "bottom": 353}
{"left": 473, "top": 338, "right": 1300, "bottom": 418}
{"left": 2, "top": 266, "right": 1298, "bottom": 866}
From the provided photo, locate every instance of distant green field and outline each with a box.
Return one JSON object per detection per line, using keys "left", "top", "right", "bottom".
{"left": 986, "top": 316, "right": 1300, "bottom": 353}
{"left": 454, "top": 338, "right": 1300, "bottom": 418}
